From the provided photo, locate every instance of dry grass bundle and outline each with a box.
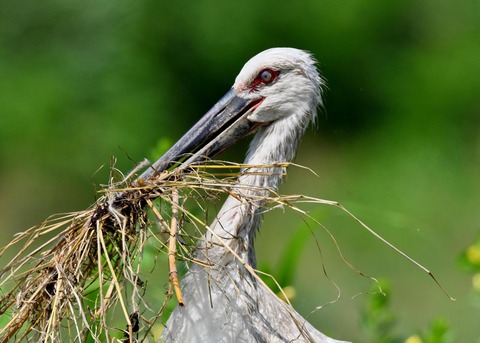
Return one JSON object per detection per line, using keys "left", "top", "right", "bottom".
{"left": 0, "top": 160, "right": 325, "bottom": 342}
{"left": 0, "top": 161, "right": 221, "bottom": 342}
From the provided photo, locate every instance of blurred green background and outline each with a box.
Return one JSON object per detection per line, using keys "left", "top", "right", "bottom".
{"left": 1, "top": 0, "right": 479, "bottom": 341}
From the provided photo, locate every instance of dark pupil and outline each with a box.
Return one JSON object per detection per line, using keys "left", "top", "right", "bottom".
{"left": 261, "top": 70, "right": 272, "bottom": 81}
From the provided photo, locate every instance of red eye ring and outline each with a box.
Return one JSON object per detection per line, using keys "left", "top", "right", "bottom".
{"left": 248, "top": 68, "right": 280, "bottom": 92}
{"left": 249, "top": 68, "right": 279, "bottom": 91}
{"left": 256, "top": 68, "right": 277, "bottom": 84}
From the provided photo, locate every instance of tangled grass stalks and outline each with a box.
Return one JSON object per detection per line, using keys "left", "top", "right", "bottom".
{"left": 0, "top": 163, "right": 186, "bottom": 341}
{"left": 0, "top": 160, "right": 321, "bottom": 342}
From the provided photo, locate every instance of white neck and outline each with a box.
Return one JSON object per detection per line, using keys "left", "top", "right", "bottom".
{"left": 199, "top": 114, "right": 307, "bottom": 267}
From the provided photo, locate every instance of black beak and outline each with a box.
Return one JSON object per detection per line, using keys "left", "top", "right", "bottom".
{"left": 136, "top": 89, "right": 264, "bottom": 182}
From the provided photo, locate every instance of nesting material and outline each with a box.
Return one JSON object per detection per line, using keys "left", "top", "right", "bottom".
{"left": 0, "top": 159, "right": 443, "bottom": 342}
{"left": 0, "top": 161, "right": 317, "bottom": 342}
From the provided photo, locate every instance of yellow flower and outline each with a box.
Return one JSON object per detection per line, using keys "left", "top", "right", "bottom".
{"left": 466, "top": 245, "right": 480, "bottom": 265}
{"left": 277, "top": 285, "right": 296, "bottom": 302}
{"left": 405, "top": 335, "right": 422, "bottom": 343}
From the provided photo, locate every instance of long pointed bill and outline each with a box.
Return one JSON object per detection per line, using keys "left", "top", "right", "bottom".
{"left": 136, "top": 89, "right": 264, "bottom": 182}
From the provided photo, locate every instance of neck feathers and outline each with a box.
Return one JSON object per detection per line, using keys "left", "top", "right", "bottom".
{"left": 201, "top": 113, "right": 309, "bottom": 266}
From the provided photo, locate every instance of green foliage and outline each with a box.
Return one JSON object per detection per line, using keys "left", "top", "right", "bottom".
{"left": 402, "top": 319, "right": 450, "bottom": 343}
{"left": 420, "top": 319, "right": 450, "bottom": 343}
{"left": 361, "top": 280, "right": 451, "bottom": 343}
{"left": 261, "top": 232, "right": 455, "bottom": 343}
{"left": 361, "top": 279, "right": 400, "bottom": 343}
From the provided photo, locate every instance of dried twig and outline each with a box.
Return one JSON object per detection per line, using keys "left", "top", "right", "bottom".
{"left": 168, "top": 188, "right": 184, "bottom": 306}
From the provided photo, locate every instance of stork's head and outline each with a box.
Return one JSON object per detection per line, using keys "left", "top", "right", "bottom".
{"left": 139, "top": 47, "right": 324, "bottom": 180}
{"left": 234, "top": 48, "right": 322, "bottom": 125}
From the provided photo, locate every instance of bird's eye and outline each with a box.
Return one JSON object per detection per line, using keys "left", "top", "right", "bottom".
{"left": 249, "top": 68, "right": 278, "bottom": 91}
{"left": 257, "top": 68, "right": 277, "bottom": 84}
{"left": 260, "top": 69, "right": 273, "bottom": 82}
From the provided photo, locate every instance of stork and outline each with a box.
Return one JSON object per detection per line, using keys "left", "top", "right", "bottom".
{"left": 140, "top": 48, "right": 348, "bottom": 343}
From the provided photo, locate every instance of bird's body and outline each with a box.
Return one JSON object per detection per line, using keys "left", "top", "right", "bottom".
{"left": 158, "top": 48, "right": 348, "bottom": 342}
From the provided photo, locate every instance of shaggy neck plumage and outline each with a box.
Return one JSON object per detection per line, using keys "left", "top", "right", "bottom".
{"left": 201, "top": 113, "right": 308, "bottom": 267}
